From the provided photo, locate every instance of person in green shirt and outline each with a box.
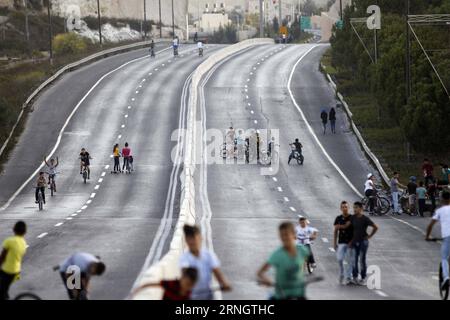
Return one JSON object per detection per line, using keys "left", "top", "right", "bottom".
{"left": 0, "top": 221, "right": 27, "bottom": 300}
{"left": 439, "top": 164, "right": 450, "bottom": 186}
{"left": 257, "top": 222, "right": 310, "bottom": 300}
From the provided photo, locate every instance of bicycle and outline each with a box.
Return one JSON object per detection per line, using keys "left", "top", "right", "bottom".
{"left": 426, "top": 237, "right": 449, "bottom": 300}
{"left": 48, "top": 173, "right": 57, "bottom": 197}
{"left": 361, "top": 188, "right": 391, "bottom": 215}
{"left": 36, "top": 187, "right": 44, "bottom": 211}
{"left": 258, "top": 276, "right": 323, "bottom": 300}
{"left": 81, "top": 165, "right": 88, "bottom": 184}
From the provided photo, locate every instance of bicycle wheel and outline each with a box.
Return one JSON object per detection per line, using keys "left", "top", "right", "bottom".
{"left": 83, "top": 171, "right": 87, "bottom": 184}
{"left": 439, "top": 263, "right": 449, "bottom": 300}
{"left": 14, "top": 293, "right": 41, "bottom": 300}
{"left": 50, "top": 183, "right": 54, "bottom": 197}
{"left": 377, "top": 196, "right": 391, "bottom": 215}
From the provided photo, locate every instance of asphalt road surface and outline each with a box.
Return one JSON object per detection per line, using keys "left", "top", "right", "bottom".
{"left": 0, "top": 43, "right": 223, "bottom": 300}
{"left": 0, "top": 42, "right": 444, "bottom": 300}
{"left": 197, "top": 43, "right": 443, "bottom": 300}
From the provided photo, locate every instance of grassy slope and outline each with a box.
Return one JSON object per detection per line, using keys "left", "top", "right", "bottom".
{"left": 321, "top": 49, "right": 449, "bottom": 185}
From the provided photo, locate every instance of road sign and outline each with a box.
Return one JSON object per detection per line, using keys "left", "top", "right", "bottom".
{"left": 279, "top": 26, "right": 288, "bottom": 35}
{"left": 300, "top": 16, "right": 311, "bottom": 31}
{"left": 336, "top": 19, "right": 344, "bottom": 30}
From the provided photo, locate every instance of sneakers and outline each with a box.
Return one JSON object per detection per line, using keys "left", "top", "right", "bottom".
{"left": 357, "top": 278, "right": 367, "bottom": 286}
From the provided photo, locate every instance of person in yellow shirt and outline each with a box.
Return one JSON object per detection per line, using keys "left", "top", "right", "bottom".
{"left": 112, "top": 143, "right": 121, "bottom": 174}
{"left": 0, "top": 221, "right": 27, "bottom": 300}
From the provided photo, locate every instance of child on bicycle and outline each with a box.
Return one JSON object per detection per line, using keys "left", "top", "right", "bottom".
{"left": 296, "top": 216, "right": 318, "bottom": 268}
{"left": 257, "top": 222, "right": 310, "bottom": 300}
{"left": 35, "top": 172, "right": 46, "bottom": 204}
{"left": 132, "top": 267, "right": 198, "bottom": 300}
{"left": 44, "top": 156, "right": 59, "bottom": 191}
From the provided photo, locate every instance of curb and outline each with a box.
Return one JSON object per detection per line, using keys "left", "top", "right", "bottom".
{"left": 0, "top": 39, "right": 170, "bottom": 158}
{"left": 131, "top": 38, "right": 274, "bottom": 300}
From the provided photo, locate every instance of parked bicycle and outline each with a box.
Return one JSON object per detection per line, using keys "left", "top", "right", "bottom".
{"left": 361, "top": 186, "right": 391, "bottom": 215}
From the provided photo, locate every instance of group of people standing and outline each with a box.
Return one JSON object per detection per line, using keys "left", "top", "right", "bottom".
{"left": 112, "top": 143, "right": 133, "bottom": 174}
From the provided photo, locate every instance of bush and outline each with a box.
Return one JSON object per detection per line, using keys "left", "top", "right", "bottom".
{"left": 53, "top": 33, "right": 88, "bottom": 56}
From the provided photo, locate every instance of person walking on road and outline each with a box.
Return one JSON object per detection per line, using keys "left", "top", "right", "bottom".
{"left": 149, "top": 39, "right": 155, "bottom": 58}
{"left": 390, "top": 172, "right": 403, "bottom": 215}
{"left": 333, "top": 201, "right": 353, "bottom": 285}
{"left": 320, "top": 109, "right": 328, "bottom": 134}
{"left": 257, "top": 222, "right": 310, "bottom": 300}
{"left": 180, "top": 225, "right": 231, "bottom": 300}
{"left": 426, "top": 191, "right": 450, "bottom": 291}
{"left": 121, "top": 142, "right": 131, "bottom": 173}
{"left": 57, "top": 252, "right": 106, "bottom": 300}
{"left": 0, "top": 221, "right": 27, "bottom": 300}
{"left": 329, "top": 107, "right": 337, "bottom": 134}
{"left": 349, "top": 202, "right": 378, "bottom": 285}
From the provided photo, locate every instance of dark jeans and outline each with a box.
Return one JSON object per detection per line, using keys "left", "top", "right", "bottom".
{"left": 60, "top": 272, "right": 88, "bottom": 300}
{"left": 330, "top": 120, "right": 336, "bottom": 133}
{"left": 424, "top": 175, "right": 434, "bottom": 187}
{"left": 122, "top": 157, "right": 130, "bottom": 171}
{"left": 113, "top": 156, "right": 120, "bottom": 172}
{"left": 0, "top": 270, "right": 16, "bottom": 300}
{"left": 418, "top": 199, "right": 426, "bottom": 216}
{"left": 35, "top": 187, "right": 45, "bottom": 202}
{"left": 352, "top": 240, "right": 369, "bottom": 280}
{"left": 365, "top": 189, "right": 375, "bottom": 213}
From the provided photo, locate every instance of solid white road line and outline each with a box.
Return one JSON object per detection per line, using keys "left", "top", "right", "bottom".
{"left": 287, "top": 45, "right": 364, "bottom": 199}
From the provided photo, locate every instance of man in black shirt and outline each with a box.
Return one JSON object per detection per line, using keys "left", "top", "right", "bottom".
{"left": 349, "top": 202, "right": 378, "bottom": 285}
{"left": 333, "top": 201, "right": 353, "bottom": 285}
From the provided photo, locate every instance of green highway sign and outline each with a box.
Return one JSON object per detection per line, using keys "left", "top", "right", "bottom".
{"left": 336, "top": 19, "right": 344, "bottom": 30}
{"left": 300, "top": 16, "right": 311, "bottom": 31}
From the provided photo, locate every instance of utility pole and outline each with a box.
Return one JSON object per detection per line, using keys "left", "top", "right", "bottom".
{"left": 279, "top": 0, "right": 282, "bottom": 26}
{"left": 340, "top": 0, "right": 343, "bottom": 21}
{"left": 97, "top": 0, "right": 102, "bottom": 47}
{"left": 171, "top": 0, "right": 175, "bottom": 38}
{"left": 23, "top": 0, "right": 30, "bottom": 53}
{"left": 259, "top": 0, "right": 264, "bottom": 37}
{"left": 143, "top": 0, "right": 147, "bottom": 40}
{"left": 46, "top": 0, "right": 53, "bottom": 65}
{"left": 159, "top": 0, "right": 162, "bottom": 38}
{"left": 405, "top": 0, "right": 411, "bottom": 100}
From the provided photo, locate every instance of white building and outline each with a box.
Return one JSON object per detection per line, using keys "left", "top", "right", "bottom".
{"left": 196, "top": 12, "right": 232, "bottom": 33}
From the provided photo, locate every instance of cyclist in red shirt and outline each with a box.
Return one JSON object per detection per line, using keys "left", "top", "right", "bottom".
{"left": 122, "top": 142, "right": 132, "bottom": 173}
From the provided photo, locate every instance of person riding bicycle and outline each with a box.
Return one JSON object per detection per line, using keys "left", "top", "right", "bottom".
{"left": 35, "top": 172, "right": 46, "bottom": 204}
{"left": 122, "top": 142, "right": 131, "bottom": 173}
{"left": 288, "top": 139, "right": 303, "bottom": 164}
{"left": 173, "top": 37, "right": 179, "bottom": 55}
{"left": 426, "top": 191, "right": 450, "bottom": 292}
{"left": 197, "top": 41, "right": 204, "bottom": 55}
{"left": 79, "top": 148, "right": 91, "bottom": 179}
{"left": 44, "top": 156, "right": 59, "bottom": 192}
{"left": 257, "top": 222, "right": 310, "bottom": 300}
{"left": 296, "top": 216, "right": 318, "bottom": 269}
{"left": 364, "top": 174, "right": 376, "bottom": 215}
{"left": 56, "top": 252, "right": 106, "bottom": 300}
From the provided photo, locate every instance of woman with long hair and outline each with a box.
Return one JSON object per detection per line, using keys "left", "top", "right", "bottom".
{"left": 113, "top": 144, "right": 120, "bottom": 173}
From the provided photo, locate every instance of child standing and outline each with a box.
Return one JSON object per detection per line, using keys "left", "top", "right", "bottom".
{"left": 416, "top": 181, "right": 428, "bottom": 217}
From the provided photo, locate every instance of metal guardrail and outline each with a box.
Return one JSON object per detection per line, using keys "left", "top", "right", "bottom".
{"left": 0, "top": 39, "right": 169, "bottom": 158}
{"left": 324, "top": 70, "right": 391, "bottom": 186}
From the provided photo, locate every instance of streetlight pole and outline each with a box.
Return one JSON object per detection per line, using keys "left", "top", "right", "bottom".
{"left": 159, "top": 0, "right": 162, "bottom": 38}
{"left": 171, "top": 0, "right": 175, "bottom": 38}
{"left": 97, "top": 0, "right": 102, "bottom": 47}
{"left": 340, "top": 0, "right": 343, "bottom": 21}
{"left": 405, "top": 0, "right": 411, "bottom": 100}
{"left": 279, "top": 0, "right": 282, "bottom": 25}
{"left": 23, "top": 0, "right": 30, "bottom": 53}
{"left": 143, "top": 0, "right": 147, "bottom": 40}
{"left": 259, "top": 0, "right": 264, "bottom": 37}
{"left": 46, "top": 0, "right": 53, "bottom": 65}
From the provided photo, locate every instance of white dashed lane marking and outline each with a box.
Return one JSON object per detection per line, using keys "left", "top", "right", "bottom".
{"left": 277, "top": 187, "right": 283, "bottom": 192}
{"left": 55, "top": 223, "right": 63, "bottom": 227}
{"left": 289, "top": 207, "right": 297, "bottom": 212}
{"left": 272, "top": 177, "right": 278, "bottom": 182}
{"left": 284, "top": 197, "right": 289, "bottom": 202}
{"left": 94, "top": 185, "right": 100, "bottom": 190}
{"left": 90, "top": 193, "right": 96, "bottom": 198}
{"left": 81, "top": 205, "right": 88, "bottom": 210}
{"left": 37, "top": 233, "right": 48, "bottom": 239}
{"left": 328, "top": 247, "right": 336, "bottom": 252}
{"left": 322, "top": 238, "right": 329, "bottom": 243}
